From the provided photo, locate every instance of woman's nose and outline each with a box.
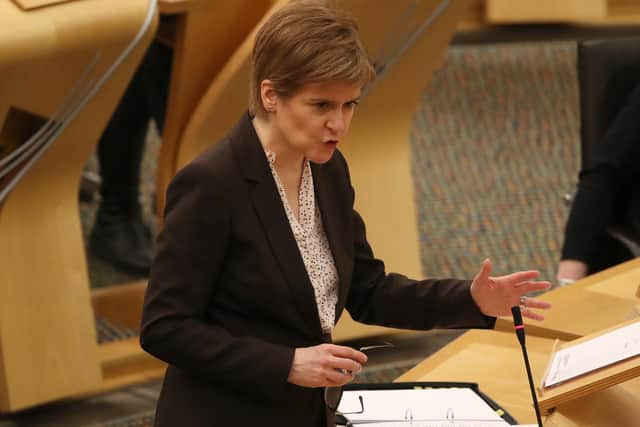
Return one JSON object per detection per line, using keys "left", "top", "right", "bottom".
{"left": 326, "top": 111, "right": 345, "bottom": 134}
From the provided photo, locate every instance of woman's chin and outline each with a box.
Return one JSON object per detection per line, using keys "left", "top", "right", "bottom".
{"left": 308, "top": 144, "right": 338, "bottom": 164}
{"left": 309, "top": 151, "right": 336, "bottom": 164}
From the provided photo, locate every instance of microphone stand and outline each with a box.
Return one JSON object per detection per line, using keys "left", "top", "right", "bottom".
{"left": 511, "top": 306, "right": 544, "bottom": 427}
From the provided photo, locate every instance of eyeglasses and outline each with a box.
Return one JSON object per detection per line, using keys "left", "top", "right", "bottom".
{"left": 324, "top": 342, "right": 394, "bottom": 413}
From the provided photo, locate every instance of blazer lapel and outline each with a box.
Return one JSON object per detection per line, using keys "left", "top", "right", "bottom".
{"left": 230, "top": 114, "right": 323, "bottom": 337}
{"left": 311, "top": 160, "right": 353, "bottom": 319}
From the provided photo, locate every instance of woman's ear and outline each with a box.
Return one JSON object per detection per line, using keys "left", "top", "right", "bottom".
{"left": 260, "top": 79, "right": 277, "bottom": 113}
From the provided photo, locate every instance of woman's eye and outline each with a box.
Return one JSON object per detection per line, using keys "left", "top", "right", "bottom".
{"left": 315, "top": 102, "right": 330, "bottom": 110}
{"left": 345, "top": 100, "right": 359, "bottom": 109}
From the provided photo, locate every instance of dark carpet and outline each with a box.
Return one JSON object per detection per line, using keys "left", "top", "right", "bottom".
{"left": 411, "top": 41, "right": 579, "bottom": 282}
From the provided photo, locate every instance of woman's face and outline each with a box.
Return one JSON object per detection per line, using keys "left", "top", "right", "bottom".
{"left": 271, "top": 80, "right": 361, "bottom": 164}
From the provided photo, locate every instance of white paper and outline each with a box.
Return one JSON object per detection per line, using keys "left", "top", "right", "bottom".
{"left": 544, "top": 321, "right": 640, "bottom": 387}
{"left": 340, "top": 422, "right": 536, "bottom": 427}
{"left": 342, "top": 422, "right": 509, "bottom": 427}
{"left": 337, "top": 387, "right": 507, "bottom": 425}
{"left": 350, "top": 425, "right": 534, "bottom": 427}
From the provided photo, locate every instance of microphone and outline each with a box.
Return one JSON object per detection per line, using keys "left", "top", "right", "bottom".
{"left": 511, "top": 306, "right": 544, "bottom": 427}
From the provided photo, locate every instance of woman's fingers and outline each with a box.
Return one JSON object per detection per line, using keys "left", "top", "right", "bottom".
{"left": 329, "top": 356, "right": 363, "bottom": 374}
{"left": 289, "top": 344, "right": 368, "bottom": 388}
{"left": 325, "top": 345, "right": 365, "bottom": 374}
{"left": 516, "top": 280, "right": 552, "bottom": 294}
{"left": 318, "top": 344, "right": 366, "bottom": 386}
{"left": 476, "top": 259, "right": 492, "bottom": 280}
{"left": 329, "top": 344, "right": 367, "bottom": 364}
{"left": 521, "top": 307, "right": 546, "bottom": 321}
{"left": 324, "top": 366, "right": 354, "bottom": 385}
{"left": 521, "top": 298, "right": 552, "bottom": 310}
{"left": 518, "top": 296, "right": 552, "bottom": 322}
{"left": 499, "top": 270, "right": 540, "bottom": 284}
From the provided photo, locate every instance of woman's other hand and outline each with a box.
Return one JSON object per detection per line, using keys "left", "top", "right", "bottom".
{"left": 287, "top": 344, "right": 367, "bottom": 388}
{"left": 470, "top": 259, "right": 552, "bottom": 321}
{"left": 556, "top": 259, "right": 588, "bottom": 285}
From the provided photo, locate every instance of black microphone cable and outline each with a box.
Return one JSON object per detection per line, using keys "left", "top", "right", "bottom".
{"left": 511, "top": 305, "right": 544, "bottom": 427}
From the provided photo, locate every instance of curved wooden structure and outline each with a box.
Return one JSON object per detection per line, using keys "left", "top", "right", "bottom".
{"left": 0, "top": 0, "right": 159, "bottom": 412}
{"left": 155, "top": 0, "right": 273, "bottom": 218}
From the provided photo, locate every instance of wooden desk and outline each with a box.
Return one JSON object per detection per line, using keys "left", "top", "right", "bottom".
{"left": 496, "top": 258, "right": 640, "bottom": 341}
{"left": 0, "top": 0, "right": 159, "bottom": 412}
{"left": 396, "top": 329, "right": 640, "bottom": 426}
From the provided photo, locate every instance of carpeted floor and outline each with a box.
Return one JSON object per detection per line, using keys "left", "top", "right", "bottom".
{"left": 97, "top": 411, "right": 154, "bottom": 427}
{"left": 77, "top": 40, "right": 580, "bottom": 426}
{"left": 411, "top": 41, "right": 579, "bottom": 283}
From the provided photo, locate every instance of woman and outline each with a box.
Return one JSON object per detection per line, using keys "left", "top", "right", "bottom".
{"left": 558, "top": 80, "right": 640, "bottom": 284}
{"left": 140, "top": 2, "right": 551, "bottom": 426}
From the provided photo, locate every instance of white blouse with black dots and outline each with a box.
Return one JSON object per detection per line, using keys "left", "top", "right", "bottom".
{"left": 264, "top": 149, "right": 339, "bottom": 333}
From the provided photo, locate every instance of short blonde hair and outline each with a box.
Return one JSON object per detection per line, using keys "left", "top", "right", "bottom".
{"left": 249, "top": 0, "right": 375, "bottom": 115}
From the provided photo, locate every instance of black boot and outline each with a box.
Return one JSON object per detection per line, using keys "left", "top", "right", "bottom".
{"left": 89, "top": 196, "right": 153, "bottom": 276}
{"left": 88, "top": 41, "right": 170, "bottom": 275}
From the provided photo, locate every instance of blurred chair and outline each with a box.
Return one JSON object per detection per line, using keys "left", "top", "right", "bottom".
{"left": 573, "top": 36, "right": 640, "bottom": 272}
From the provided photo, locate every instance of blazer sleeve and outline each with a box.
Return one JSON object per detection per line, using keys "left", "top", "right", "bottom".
{"left": 335, "top": 155, "right": 494, "bottom": 330}
{"left": 140, "top": 161, "right": 294, "bottom": 394}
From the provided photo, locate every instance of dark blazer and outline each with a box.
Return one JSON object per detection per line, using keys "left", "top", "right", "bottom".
{"left": 140, "top": 113, "right": 494, "bottom": 427}
{"left": 562, "top": 81, "right": 640, "bottom": 272}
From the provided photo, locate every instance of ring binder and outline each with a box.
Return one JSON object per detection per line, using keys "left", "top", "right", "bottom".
{"left": 335, "top": 381, "right": 519, "bottom": 426}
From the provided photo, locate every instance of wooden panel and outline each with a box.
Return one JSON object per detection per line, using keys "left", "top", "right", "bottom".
{"left": 584, "top": 0, "right": 640, "bottom": 24}
{"left": 11, "top": 0, "right": 77, "bottom": 11}
{"left": 456, "top": 0, "right": 486, "bottom": 31}
{"left": 155, "top": 0, "right": 273, "bottom": 219}
{"left": 458, "top": 0, "right": 640, "bottom": 29}
{"left": 486, "top": 0, "right": 607, "bottom": 23}
{"left": 0, "top": 0, "right": 156, "bottom": 412}
{"left": 543, "top": 380, "right": 640, "bottom": 427}
{"left": 158, "top": 0, "right": 191, "bottom": 15}
{"left": 92, "top": 281, "right": 147, "bottom": 331}
{"left": 98, "top": 338, "right": 165, "bottom": 385}
{"left": 336, "top": 0, "right": 469, "bottom": 281}
{"left": 585, "top": 265, "right": 640, "bottom": 299}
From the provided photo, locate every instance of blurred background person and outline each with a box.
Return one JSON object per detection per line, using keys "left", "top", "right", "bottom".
{"left": 557, "top": 79, "right": 640, "bottom": 285}
{"left": 88, "top": 41, "right": 172, "bottom": 275}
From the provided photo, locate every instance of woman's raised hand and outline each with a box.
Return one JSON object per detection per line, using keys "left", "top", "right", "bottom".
{"left": 470, "top": 259, "right": 552, "bottom": 321}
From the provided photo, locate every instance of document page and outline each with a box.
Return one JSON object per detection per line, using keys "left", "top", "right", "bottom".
{"left": 346, "top": 424, "right": 531, "bottom": 427}
{"left": 341, "top": 422, "right": 509, "bottom": 427}
{"left": 337, "top": 387, "right": 508, "bottom": 425}
{"left": 544, "top": 321, "right": 640, "bottom": 387}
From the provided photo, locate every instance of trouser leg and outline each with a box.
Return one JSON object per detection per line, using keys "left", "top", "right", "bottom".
{"left": 90, "top": 41, "right": 171, "bottom": 275}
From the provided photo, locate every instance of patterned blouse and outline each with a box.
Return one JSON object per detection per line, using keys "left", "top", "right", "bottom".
{"left": 264, "top": 149, "right": 339, "bottom": 332}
